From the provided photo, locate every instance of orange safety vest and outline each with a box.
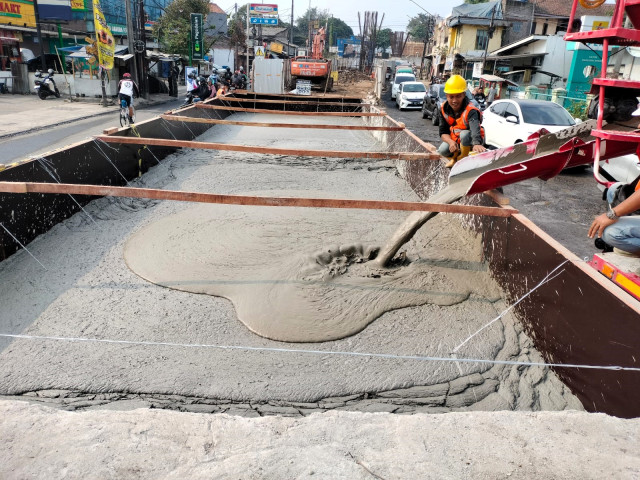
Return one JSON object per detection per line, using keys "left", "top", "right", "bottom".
{"left": 441, "top": 102, "right": 485, "bottom": 144}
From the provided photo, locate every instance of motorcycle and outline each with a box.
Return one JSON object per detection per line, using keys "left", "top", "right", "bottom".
{"left": 474, "top": 95, "right": 487, "bottom": 111}
{"left": 34, "top": 69, "right": 60, "bottom": 100}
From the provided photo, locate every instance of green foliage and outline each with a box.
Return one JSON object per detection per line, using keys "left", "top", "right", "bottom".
{"left": 293, "top": 8, "right": 353, "bottom": 46}
{"left": 407, "top": 13, "right": 432, "bottom": 41}
{"left": 153, "top": 0, "right": 216, "bottom": 57}
{"left": 376, "top": 28, "right": 392, "bottom": 50}
{"left": 228, "top": 4, "right": 247, "bottom": 51}
{"left": 566, "top": 100, "right": 588, "bottom": 121}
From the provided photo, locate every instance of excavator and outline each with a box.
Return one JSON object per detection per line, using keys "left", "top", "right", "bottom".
{"left": 290, "top": 26, "right": 333, "bottom": 92}
{"left": 446, "top": 0, "right": 640, "bottom": 299}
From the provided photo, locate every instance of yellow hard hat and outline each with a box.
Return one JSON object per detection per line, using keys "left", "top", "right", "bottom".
{"left": 444, "top": 75, "right": 467, "bottom": 94}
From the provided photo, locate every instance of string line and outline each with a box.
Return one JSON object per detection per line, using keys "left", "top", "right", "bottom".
{"left": 0, "top": 332, "right": 637, "bottom": 372}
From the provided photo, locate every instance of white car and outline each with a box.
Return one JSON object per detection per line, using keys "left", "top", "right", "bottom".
{"left": 395, "top": 81, "right": 426, "bottom": 110}
{"left": 482, "top": 99, "right": 578, "bottom": 148}
{"left": 391, "top": 73, "right": 416, "bottom": 99}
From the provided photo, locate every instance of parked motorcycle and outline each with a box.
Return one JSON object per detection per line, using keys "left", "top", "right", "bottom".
{"left": 34, "top": 69, "right": 60, "bottom": 100}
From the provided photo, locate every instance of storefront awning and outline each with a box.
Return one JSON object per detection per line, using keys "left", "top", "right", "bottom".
{"left": 0, "top": 29, "right": 20, "bottom": 43}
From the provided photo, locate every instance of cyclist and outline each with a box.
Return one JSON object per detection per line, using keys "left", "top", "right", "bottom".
{"left": 118, "top": 73, "right": 139, "bottom": 123}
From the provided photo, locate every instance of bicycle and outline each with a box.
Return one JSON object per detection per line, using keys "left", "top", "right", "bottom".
{"left": 119, "top": 98, "right": 135, "bottom": 127}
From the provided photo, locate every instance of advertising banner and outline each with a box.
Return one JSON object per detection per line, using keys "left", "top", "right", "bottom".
{"left": 249, "top": 3, "right": 277, "bottom": 15}
{"left": 37, "top": 0, "right": 72, "bottom": 21}
{"left": 92, "top": 0, "right": 114, "bottom": 69}
{"left": 191, "top": 13, "right": 203, "bottom": 60}
{"left": 0, "top": 0, "right": 36, "bottom": 27}
{"left": 472, "top": 62, "right": 483, "bottom": 78}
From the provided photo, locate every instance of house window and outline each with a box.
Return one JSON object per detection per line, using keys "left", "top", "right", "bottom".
{"left": 542, "top": 23, "right": 548, "bottom": 35}
{"left": 475, "top": 29, "right": 489, "bottom": 50}
{"left": 531, "top": 22, "right": 537, "bottom": 34}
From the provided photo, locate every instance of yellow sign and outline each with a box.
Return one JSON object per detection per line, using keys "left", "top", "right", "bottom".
{"left": 269, "top": 42, "right": 283, "bottom": 54}
{"left": 592, "top": 20, "right": 609, "bottom": 30}
{"left": 71, "top": 0, "right": 85, "bottom": 10}
{"left": 0, "top": 0, "right": 36, "bottom": 27}
{"left": 93, "top": 0, "right": 114, "bottom": 69}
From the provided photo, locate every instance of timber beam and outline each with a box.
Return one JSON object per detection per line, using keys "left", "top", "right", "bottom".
{"left": 94, "top": 136, "right": 440, "bottom": 161}
{"left": 217, "top": 97, "right": 365, "bottom": 107}
{"left": 160, "top": 115, "right": 405, "bottom": 131}
{"left": 0, "top": 182, "right": 518, "bottom": 217}
{"left": 195, "top": 104, "right": 386, "bottom": 116}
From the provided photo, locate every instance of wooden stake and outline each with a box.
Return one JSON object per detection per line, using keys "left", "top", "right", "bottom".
{"left": 213, "top": 97, "right": 365, "bottom": 107}
{"left": 0, "top": 181, "right": 518, "bottom": 217}
{"left": 160, "top": 115, "right": 405, "bottom": 131}
{"left": 94, "top": 136, "right": 440, "bottom": 161}
{"left": 195, "top": 104, "right": 386, "bottom": 116}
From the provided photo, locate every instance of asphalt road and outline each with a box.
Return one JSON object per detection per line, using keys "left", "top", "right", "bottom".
{"left": 380, "top": 86, "right": 605, "bottom": 260}
{"left": 0, "top": 98, "right": 186, "bottom": 165}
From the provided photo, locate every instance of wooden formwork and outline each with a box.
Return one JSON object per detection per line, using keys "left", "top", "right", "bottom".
{"left": 0, "top": 93, "right": 639, "bottom": 417}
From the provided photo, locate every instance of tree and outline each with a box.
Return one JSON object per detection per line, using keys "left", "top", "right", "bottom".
{"left": 376, "top": 28, "right": 392, "bottom": 50}
{"left": 152, "top": 0, "right": 212, "bottom": 58}
{"left": 228, "top": 4, "right": 247, "bottom": 61}
{"left": 327, "top": 17, "right": 353, "bottom": 46}
{"left": 294, "top": 8, "right": 353, "bottom": 47}
{"left": 407, "top": 13, "right": 432, "bottom": 42}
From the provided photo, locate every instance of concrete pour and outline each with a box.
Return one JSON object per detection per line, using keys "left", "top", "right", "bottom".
{"left": 0, "top": 113, "right": 580, "bottom": 413}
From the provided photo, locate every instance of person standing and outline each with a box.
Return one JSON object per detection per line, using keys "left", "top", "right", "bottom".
{"left": 437, "top": 74, "right": 486, "bottom": 168}
{"left": 486, "top": 82, "right": 498, "bottom": 105}
{"left": 169, "top": 62, "right": 179, "bottom": 97}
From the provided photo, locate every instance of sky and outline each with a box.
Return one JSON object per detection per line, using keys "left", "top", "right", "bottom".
{"left": 215, "top": 0, "right": 464, "bottom": 34}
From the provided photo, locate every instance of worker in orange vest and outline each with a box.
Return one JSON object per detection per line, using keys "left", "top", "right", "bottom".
{"left": 437, "top": 74, "right": 486, "bottom": 168}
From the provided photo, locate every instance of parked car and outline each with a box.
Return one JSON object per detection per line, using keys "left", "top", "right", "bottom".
{"left": 391, "top": 73, "right": 416, "bottom": 99}
{"left": 482, "top": 99, "right": 578, "bottom": 148}
{"left": 395, "top": 66, "right": 413, "bottom": 75}
{"left": 421, "top": 83, "right": 481, "bottom": 125}
{"left": 395, "top": 81, "right": 427, "bottom": 110}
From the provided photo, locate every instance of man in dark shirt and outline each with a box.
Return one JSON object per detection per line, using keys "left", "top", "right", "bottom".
{"left": 437, "top": 75, "right": 486, "bottom": 168}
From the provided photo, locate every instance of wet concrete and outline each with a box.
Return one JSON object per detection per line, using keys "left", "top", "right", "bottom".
{"left": 0, "top": 112, "right": 580, "bottom": 414}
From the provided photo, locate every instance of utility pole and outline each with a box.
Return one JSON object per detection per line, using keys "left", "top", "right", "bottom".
{"left": 234, "top": 3, "right": 238, "bottom": 69}
{"left": 290, "top": 0, "right": 294, "bottom": 56}
{"left": 32, "top": 0, "right": 47, "bottom": 72}
{"left": 138, "top": 0, "right": 149, "bottom": 99}
{"left": 125, "top": 0, "right": 139, "bottom": 87}
{"left": 481, "top": 4, "right": 497, "bottom": 75}
{"left": 246, "top": 3, "right": 250, "bottom": 88}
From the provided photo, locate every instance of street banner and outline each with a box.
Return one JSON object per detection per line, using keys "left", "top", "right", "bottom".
{"left": 472, "top": 62, "right": 482, "bottom": 78}
{"left": 92, "top": 0, "right": 114, "bottom": 69}
{"left": 249, "top": 3, "right": 278, "bottom": 15}
{"left": 0, "top": 1, "right": 36, "bottom": 27}
{"left": 191, "top": 13, "right": 203, "bottom": 61}
{"left": 269, "top": 42, "right": 283, "bottom": 54}
{"left": 37, "top": 0, "right": 72, "bottom": 21}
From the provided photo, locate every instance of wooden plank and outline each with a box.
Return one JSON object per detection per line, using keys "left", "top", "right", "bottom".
{"left": 160, "top": 115, "right": 405, "bottom": 131}
{"left": 94, "top": 136, "right": 441, "bottom": 161}
{"left": 195, "top": 104, "right": 385, "bottom": 116}
{"left": 230, "top": 92, "right": 363, "bottom": 101}
{"left": 218, "top": 97, "right": 365, "bottom": 107}
{"left": 0, "top": 182, "right": 518, "bottom": 217}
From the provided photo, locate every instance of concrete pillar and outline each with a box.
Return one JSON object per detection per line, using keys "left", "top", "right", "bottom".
{"left": 524, "top": 85, "right": 538, "bottom": 100}
{"left": 551, "top": 88, "right": 567, "bottom": 106}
